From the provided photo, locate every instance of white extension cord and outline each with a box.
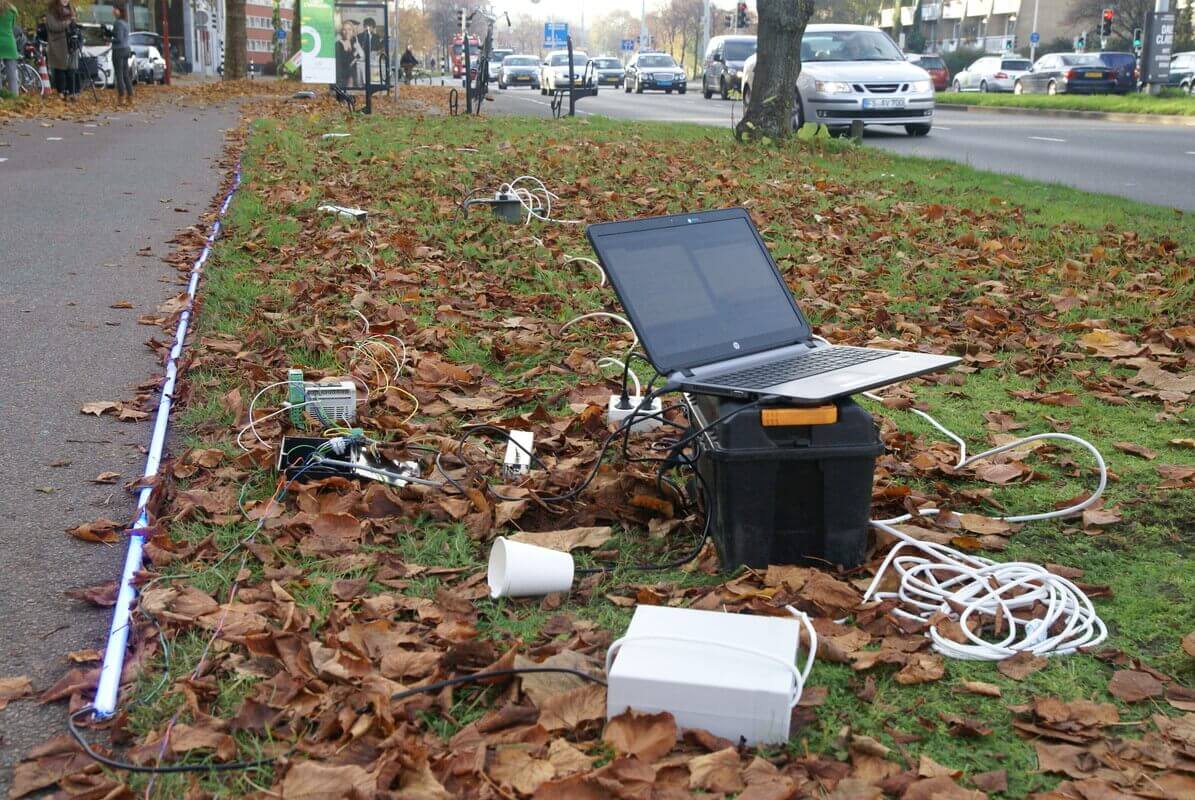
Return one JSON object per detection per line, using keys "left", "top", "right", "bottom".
{"left": 857, "top": 389, "right": 1110, "bottom": 660}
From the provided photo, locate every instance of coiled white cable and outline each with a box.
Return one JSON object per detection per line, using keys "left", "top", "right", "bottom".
{"left": 857, "top": 391, "right": 1110, "bottom": 660}
{"left": 499, "top": 175, "right": 583, "bottom": 225}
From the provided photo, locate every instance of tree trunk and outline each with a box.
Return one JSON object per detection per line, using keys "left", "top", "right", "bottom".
{"left": 289, "top": 0, "right": 301, "bottom": 58}
{"left": 224, "top": 0, "right": 248, "bottom": 79}
{"left": 734, "top": 0, "right": 816, "bottom": 142}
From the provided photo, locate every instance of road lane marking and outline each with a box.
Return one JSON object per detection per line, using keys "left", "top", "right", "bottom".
{"left": 1028, "top": 136, "right": 1067, "bottom": 142}
{"left": 0, "top": 157, "right": 8, "bottom": 163}
{"left": 1187, "top": 151, "right": 1195, "bottom": 155}
{"left": 46, "top": 136, "right": 63, "bottom": 141}
{"left": 934, "top": 126, "right": 952, "bottom": 130}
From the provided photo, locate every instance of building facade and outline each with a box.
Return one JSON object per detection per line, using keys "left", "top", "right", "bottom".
{"left": 881, "top": 1, "right": 1083, "bottom": 54}
{"left": 244, "top": 0, "right": 294, "bottom": 71}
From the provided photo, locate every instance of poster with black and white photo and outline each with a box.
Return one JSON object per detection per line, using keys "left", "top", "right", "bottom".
{"left": 332, "top": 3, "right": 389, "bottom": 89}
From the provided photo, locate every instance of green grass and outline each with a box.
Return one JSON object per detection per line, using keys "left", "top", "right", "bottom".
{"left": 938, "top": 87, "right": 1195, "bottom": 116}
{"left": 111, "top": 107, "right": 1194, "bottom": 798}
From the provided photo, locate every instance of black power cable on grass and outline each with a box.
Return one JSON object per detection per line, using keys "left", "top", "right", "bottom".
{"left": 68, "top": 707, "right": 288, "bottom": 774}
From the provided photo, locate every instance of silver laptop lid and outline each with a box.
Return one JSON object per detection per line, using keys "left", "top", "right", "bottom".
{"left": 586, "top": 208, "right": 813, "bottom": 375}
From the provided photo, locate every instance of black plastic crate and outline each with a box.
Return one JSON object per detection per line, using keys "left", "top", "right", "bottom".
{"left": 689, "top": 395, "right": 883, "bottom": 570}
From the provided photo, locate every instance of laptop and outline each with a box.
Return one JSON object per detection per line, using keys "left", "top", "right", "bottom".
{"left": 585, "top": 208, "right": 959, "bottom": 404}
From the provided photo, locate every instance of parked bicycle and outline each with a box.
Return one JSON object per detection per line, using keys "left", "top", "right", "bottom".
{"left": 465, "top": 8, "right": 508, "bottom": 114}
{"left": 17, "top": 38, "right": 45, "bottom": 96}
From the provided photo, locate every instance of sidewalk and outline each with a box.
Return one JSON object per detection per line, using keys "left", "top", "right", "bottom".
{"left": 0, "top": 103, "right": 237, "bottom": 793}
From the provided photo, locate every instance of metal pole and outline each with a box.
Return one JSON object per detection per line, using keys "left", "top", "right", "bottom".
{"left": 1030, "top": 0, "right": 1039, "bottom": 61}
{"left": 640, "top": 0, "right": 647, "bottom": 49}
{"left": 701, "top": 0, "right": 709, "bottom": 63}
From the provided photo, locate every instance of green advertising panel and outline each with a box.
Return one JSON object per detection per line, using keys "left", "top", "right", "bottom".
{"left": 301, "top": 0, "right": 336, "bottom": 83}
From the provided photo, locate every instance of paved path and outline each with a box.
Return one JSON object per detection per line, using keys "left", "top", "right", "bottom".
{"left": 0, "top": 102, "right": 237, "bottom": 791}
{"left": 488, "top": 86, "right": 1195, "bottom": 210}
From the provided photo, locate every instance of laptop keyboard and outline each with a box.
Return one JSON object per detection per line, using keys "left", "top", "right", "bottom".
{"left": 711, "top": 347, "right": 894, "bottom": 390}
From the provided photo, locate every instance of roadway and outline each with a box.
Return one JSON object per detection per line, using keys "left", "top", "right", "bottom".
{"left": 485, "top": 85, "right": 1195, "bottom": 210}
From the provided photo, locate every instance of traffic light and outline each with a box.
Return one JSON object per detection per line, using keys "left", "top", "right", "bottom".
{"left": 457, "top": 8, "right": 466, "bottom": 31}
{"left": 736, "top": 2, "right": 748, "bottom": 29}
{"left": 1004, "top": 37, "right": 1014, "bottom": 50}
{"left": 1100, "top": 8, "right": 1113, "bottom": 37}
{"left": 1132, "top": 27, "right": 1142, "bottom": 50}
{"left": 724, "top": 13, "right": 732, "bottom": 28}
{"left": 1075, "top": 32, "right": 1087, "bottom": 51}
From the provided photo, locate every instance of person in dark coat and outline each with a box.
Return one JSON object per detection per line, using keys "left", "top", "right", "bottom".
{"left": 44, "top": 0, "right": 78, "bottom": 99}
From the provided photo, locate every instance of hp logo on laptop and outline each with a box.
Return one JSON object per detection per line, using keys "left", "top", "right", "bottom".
{"left": 732, "top": 342, "right": 741, "bottom": 350}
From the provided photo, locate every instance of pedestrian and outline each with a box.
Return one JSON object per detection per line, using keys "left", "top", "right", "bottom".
{"left": 1, "top": 1, "right": 19, "bottom": 97}
{"left": 44, "top": 0, "right": 79, "bottom": 100}
{"left": 109, "top": 4, "right": 131, "bottom": 105}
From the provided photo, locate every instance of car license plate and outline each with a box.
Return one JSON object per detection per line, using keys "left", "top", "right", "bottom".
{"left": 1085, "top": 72, "right": 1103, "bottom": 78}
{"left": 515, "top": 75, "right": 528, "bottom": 81}
{"left": 863, "top": 97, "right": 905, "bottom": 109}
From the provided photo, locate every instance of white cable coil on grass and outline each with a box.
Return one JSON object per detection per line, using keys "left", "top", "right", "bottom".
{"left": 499, "top": 175, "right": 582, "bottom": 225}
{"left": 857, "top": 390, "right": 1110, "bottom": 660}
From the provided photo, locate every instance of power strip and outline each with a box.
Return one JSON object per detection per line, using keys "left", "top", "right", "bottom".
{"left": 607, "top": 394, "right": 663, "bottom": 433}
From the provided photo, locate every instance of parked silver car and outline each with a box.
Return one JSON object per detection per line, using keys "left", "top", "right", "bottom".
{"left": 952, "top": 54, "right": 1032, "bottom": 92}
{"left": 740, "top": 24, "right": 935, "bottom": 136}
{"left": 131, "top": 45, "right": 166, "bottom": 84}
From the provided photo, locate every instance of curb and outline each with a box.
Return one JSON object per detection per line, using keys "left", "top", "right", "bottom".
{"left": 935, "top": 102, "right": 1195, "bottom": 127}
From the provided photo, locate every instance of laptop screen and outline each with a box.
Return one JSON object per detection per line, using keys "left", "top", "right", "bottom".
{"left": 588, "top": 211, "right": 808, "bottom": 374}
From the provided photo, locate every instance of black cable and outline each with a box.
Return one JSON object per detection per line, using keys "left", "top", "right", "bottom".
{"left": 382, "top": 667, "right": 606, "bottom": 708}
{"left": 68, "top": 707, "right": 285, "bottom": 774}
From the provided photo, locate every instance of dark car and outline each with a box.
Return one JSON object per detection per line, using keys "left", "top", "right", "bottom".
{"left": 702, "top": 34, "right": 756, "bottom": 99}
{"left": 590, "top": 56, "right": 625, "bottom": 87}
{"left": 624, "top": 52, "right": 687, "bottom": 94}
{"left": 1167, "top": 51, "right": 1195, "bottom": 93}
{"left": 1096, "top": 51, "right": 1137, "bottom": 93}
{"left": 1014, "top": 53, "right": 1116, "bottom": 95}
{"left": 908, "top": 53, "right": 950, "bottom": 91}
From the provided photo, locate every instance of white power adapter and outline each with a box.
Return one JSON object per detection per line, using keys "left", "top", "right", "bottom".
{"left": 303, "top": 380, "right": 357, "bottom": 424}
{"left": 502, "top": 430, "right": 534, "bottom": 480}
{"left": 607, "top": 394, "right": 663, "bottom": 433}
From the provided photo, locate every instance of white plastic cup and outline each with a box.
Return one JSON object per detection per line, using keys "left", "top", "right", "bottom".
{"left": 488, "top": 537, "right": 575, "bottom": 598}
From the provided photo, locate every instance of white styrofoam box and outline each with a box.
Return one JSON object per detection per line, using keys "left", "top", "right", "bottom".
{"left": 605, "top": 605, "right": 801, "bottom": 745}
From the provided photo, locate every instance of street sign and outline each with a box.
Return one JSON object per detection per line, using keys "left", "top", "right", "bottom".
{"left": 1141, "top": 11, "right": 1175, "bottom": 84}
{"left": 620, "top": 38, "right": 635, "bottom": 52}
{"left": 1029, "top": 31, "right": 1039, "bottom": 44}
{"left": 276, "top": 28, "right": 287, "bottom": 41}
{"left": 543, "top": 22, "right": 568, "bottom": 49}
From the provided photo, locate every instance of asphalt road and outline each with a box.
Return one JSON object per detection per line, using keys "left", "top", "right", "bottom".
{"left": 487, "top": 85, "right": 1195, "bottom": 210}
{"left": 0, "top": 102, "right": 236, "bottom": 790}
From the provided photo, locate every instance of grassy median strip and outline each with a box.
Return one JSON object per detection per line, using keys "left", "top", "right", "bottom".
{"left": 938, "top": 88, "right": 1195, "bottom": 116}
{"left": 52, "top": 104, "right": 1193, "bottom": 798}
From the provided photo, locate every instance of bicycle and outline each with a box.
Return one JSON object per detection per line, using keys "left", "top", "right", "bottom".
{"left": 17, "top": 39, "right": 46, "bottom": 96}
{"left": 465, "top": 8, "right": 509, "bottom": 114}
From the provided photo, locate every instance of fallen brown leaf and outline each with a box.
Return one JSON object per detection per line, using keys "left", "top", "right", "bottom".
{"left": 1107, "top": 669, "right": 1164, "bottom": 703}
{"left": 602, "top": 709, "right": 677, "bottom": 762}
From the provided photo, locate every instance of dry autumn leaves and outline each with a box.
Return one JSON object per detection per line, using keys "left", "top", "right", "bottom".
{"left": 7, "top": 90, "right": 1193, "bottom": 799}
